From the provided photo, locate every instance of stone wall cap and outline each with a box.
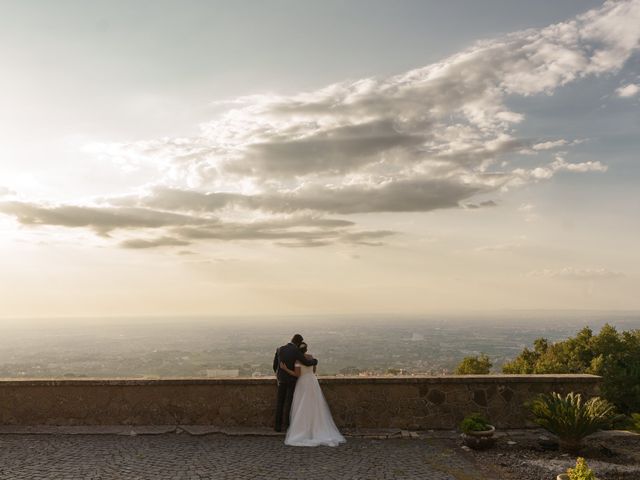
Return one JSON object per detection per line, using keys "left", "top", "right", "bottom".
{"left": 0, "top": 374, "right": 601, "bottom": 387}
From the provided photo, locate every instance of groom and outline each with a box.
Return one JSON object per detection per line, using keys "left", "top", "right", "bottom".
{"left": 273, "top": 333, "right": 318, "bottom": 432}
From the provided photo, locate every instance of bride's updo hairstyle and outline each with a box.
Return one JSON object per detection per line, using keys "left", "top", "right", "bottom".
{"left": 299, "top": 342, "right": 308, "bottom": 354}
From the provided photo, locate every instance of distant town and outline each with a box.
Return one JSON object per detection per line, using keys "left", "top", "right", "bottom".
{"left": 0, "top": 312, "right": 637, "bottom": 378}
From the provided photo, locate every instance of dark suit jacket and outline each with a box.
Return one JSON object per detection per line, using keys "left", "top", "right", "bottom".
{"left": 273, "top": 343, "right": 318, "bottom": 384}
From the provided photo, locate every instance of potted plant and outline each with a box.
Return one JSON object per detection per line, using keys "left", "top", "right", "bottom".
{"left": 557, "top": 457, "right": 599, "bottom": 480}
{"left": 460, "top": 412, "right": 495, "bottom": 449}
{"left": 529, "top": 392, "right": 617, "bottom": 453}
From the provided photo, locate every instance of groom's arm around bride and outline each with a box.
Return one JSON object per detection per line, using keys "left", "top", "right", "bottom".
{"left": 273, "top": 335, "right": 318, "bottom": 382}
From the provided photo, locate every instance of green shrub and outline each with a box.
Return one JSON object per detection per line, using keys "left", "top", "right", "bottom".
{"left": 455, "top": 354, "right": 492, "bottom": 374}
{"left": 631, "top": 413, "right": 640, "bottom": 432}
{"left": 612, "top": 412, "right": 640, "bottom": 431}
{"left": 460, "top": 412, "right": 491, "bottom": 433}
{"left": 503, "top": 324, "right": 640, "bottom": 414}
{"left": 567, "top": 457, "right": 596, "bottom": 480}
{"left": 530, "top": 392, "right": 617, "bottom": 453}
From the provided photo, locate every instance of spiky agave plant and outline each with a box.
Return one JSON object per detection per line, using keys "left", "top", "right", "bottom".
{"left": 530, "top": 392, "right": 616, "bottom": 453}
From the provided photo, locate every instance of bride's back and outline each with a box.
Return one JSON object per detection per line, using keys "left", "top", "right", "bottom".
{"left": 296, "top": 361, "right": 315, "bottom": 376}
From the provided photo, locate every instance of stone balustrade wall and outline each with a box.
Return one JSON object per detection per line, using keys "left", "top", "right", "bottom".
{"left": 0, "top": 375, "right": 600, "bottom": 429}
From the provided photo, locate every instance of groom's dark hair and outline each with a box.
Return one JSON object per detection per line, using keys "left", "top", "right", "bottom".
{"left": 291, "top": 334, "right": 304, "bottom": 345}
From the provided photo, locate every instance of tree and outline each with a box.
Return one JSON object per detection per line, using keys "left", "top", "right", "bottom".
{"left": 455, "top": 354, "right": 492, "bottom": 374}
{"left": 503, "top": 324, "right": 640, "bottom": 413}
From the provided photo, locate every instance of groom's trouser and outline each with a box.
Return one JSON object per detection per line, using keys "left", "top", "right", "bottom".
{"left": 275, "top": 381, "right": 296, "bottom": 430}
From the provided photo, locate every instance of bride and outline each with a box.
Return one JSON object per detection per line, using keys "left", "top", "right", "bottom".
{"left": 279, "top": 342, "right": 346, "bottom": 447}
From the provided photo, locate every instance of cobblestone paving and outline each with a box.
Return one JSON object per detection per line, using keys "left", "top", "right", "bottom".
{"left": 0, "top": 434, "right": 490, "bottom": 480}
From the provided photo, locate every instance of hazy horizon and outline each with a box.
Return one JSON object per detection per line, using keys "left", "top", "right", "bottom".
{"left": 1, "top": 0, "right": 639, "bottom": 318}
{"left": 1, "top": 308, "right": 639, "bottom": 327}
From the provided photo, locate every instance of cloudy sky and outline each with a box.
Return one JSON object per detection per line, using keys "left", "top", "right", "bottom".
{"left": 1, "top": 0, "right": 639, "bottom": 318}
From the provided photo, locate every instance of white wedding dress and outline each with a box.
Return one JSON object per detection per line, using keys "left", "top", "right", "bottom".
{"left": 284, "top": 362, "right": 346, "bottom": 447}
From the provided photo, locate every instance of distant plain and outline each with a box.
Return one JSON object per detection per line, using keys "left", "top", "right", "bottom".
{"left": 0, "top": 311, "right": 637, "bottom": 378}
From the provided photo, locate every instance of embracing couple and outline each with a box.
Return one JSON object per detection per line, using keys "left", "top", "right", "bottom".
{"left": 273, "top": 333, "right": 345, "bottom": 447}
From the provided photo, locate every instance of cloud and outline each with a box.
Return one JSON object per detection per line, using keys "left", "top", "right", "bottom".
{"left": 0, "top": 201, "right": 208, "bottom": 236}
{"left": 340, "top": 230, "right": 396, "bottom": 246}
{"left": 508, "top": 156, "right": 607, "bottom": 184}
{"left": 616, "top": 83, "right": 640, "bottom": 97}
{"left": 120, "top": 236, "right": 191, "bottom": 249}
{"left": 169, "top": 216, "right": 394, "bottom": 248}
{"left": 531, "top": 140, "right": 568, "bottom": 151}
{"left": 527, "top": 267, "right": 625, "bottom": 280}
{"left": 90, "top": 1, "right": 636, "bottom": 190}
{"left": 140, "top": 0, "right": 635, "bottom": 185}
{"left": 235, "top": 119, "right": 427, "bottom": 177}
{"left": 1, "top": 0, "right": 637, "bottom": 248}
{"left": 260, "top": 178, "right": 489, "bottom": 214}
{"left": 114, "top": 178, "right": 490, "bottom": 215}
{"left": 556, "top": 160, "right": 607, "bottom": 173}
{"left": 114, "top": 1, "right": 640, "bottom": 197}
{"left": 464, "top": 200, "right": 498, "bottom": 209}
{"left": 0, "top": 198, "right": 393, "bottom": 248}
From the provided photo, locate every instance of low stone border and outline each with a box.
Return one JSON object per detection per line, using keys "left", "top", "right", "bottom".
{"left": 0, "top": 375, "right": 601, "bottom": 429}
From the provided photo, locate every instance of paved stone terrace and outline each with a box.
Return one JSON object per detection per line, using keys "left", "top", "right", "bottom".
{"left": 0, "top": 433, "right": 493, "bottom": 480}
